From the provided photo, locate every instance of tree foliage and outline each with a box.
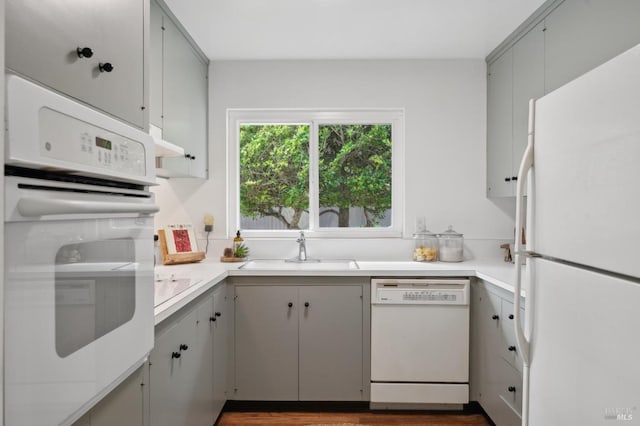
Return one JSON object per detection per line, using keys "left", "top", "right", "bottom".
{"left": 239, "top": 123, "right": 392, "bottom": 229}
{"left": 239, "top": 124, "right": 309, "bottom": 229}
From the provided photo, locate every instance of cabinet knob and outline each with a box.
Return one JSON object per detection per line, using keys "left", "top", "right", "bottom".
{"left": 508, "top": 345, "right": 517, "bottom": 352}
{"left": 288, "top": 302, "right": 293, "bottom": 308}
{"left": 511, "top": 176, "right": 518, "bottom": 181}
{"left": 504, "top": 177, "right": 511, "bottom": 182}
{"left": 508, "top": 314, "right": 514, "bottom": 320}
{"left": 304, "top": 302, "right": 310, "bottom": 308}
{"left": 171, "top": 351, "right": 181, "bottom": 359}
{"left": 179, "top": 344, "right": 189, "bottom": 351}
{"left": 508, "top": 386, "right": 517, "bottom": 393}
{"left": 209, "top": 316, "right": 216, "bottom": 322}
{"left": 215, "top": 312, "right": 222, "bottom": 317}
{"left": 184, "top": 154, "right": 190, "bottom": 159}
{"left": 98, "top": 62, "right": 114, "bottom": 73}
{"left": 491, "top": 314, "right": 499, "bottom": 320}
{"left": 76, "top": 47, "right": 94, "bottom": 58}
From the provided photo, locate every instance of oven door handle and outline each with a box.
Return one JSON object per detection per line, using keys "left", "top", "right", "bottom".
{"left": 17, "top": 197, "right": 160, "bottom": 217}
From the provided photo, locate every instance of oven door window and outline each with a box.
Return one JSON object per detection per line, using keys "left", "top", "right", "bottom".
{"left": 55, "top": 238, "right": 136, "bottom": 358}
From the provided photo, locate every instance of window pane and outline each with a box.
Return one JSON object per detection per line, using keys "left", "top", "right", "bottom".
{"left": 318, "top": 124, "right": 392, "bottom": 228}
{"left": 239, "top": 124, "right": 310, "bottom": 230}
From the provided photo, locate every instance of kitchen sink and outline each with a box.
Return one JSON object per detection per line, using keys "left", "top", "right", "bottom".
{"left": 239, "top": 259, "right": 359, "bottom": 270}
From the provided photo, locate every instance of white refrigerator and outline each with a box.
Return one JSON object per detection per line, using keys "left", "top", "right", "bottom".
{"left": 513, "top": 43, "right": 640, "bottom": 425}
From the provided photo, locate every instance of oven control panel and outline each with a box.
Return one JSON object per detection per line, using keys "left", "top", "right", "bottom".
{"left": 371, "top": 278, "right": 469, "bottom": 305}
{"left": 39, "top": 108, "right": 146, "bottom": 177}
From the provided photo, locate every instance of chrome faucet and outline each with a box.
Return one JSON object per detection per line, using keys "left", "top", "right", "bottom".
{"left": 296, "top": 231, "right": 307, "bottom": 261}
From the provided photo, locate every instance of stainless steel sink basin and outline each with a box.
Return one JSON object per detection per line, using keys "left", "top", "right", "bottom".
{"left": 239, "top": 259, "right": 359, "bottom": 270}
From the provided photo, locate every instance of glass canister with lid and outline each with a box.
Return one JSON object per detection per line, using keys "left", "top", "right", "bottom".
{"left": 438, "top": 225, "right": 464, "bottom": 262}
{"left": 413, "top": 230, "right": 438, "bottom": 262}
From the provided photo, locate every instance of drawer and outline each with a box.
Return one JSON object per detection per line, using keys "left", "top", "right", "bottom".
{"left": 500, "top": 299, "right": 525, "bottom": 372}
{"left": 498, "top": 358, "right": 524, "bottom": 416}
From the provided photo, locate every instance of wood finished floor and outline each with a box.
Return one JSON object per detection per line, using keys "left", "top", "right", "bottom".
{"left": 217, "top": 410, "right": 491, "bottom": 425}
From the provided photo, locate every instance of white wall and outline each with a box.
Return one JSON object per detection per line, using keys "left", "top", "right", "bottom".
{"left": 152, "top": 59, "right": 516, "bottom": 260}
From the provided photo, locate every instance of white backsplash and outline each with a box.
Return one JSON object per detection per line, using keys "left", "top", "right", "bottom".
{"left": 199, "top": 236, "right": 512, "bottom": 263}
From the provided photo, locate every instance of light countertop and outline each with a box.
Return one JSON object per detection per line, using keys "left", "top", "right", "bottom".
{"left": 153, "top": 257, "right": 519, "bottom": 325}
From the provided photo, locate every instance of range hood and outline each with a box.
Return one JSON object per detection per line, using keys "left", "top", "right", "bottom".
{"left": 150, "top": 124, "right": 184, "bottom": 157}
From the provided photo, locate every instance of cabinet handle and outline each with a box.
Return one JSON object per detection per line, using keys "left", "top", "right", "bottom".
{"left": 304, "top": 302, "right": 310, "bottom": 308}
{"left": 209, "top": 316, "right": 216, "bottom": 322}
{"left": 511, "top": 176, "right": 518, "bottom": 181}
{"left": 504, "top": 177, "right": 511, "bottom": 182}
{"left": 98, "top": 62, "right": 114, "bottom": 73}
{"left": 215, "top": 312, "right": 222, "bottom": 317}
{"left": 508, "top": 386, "right": 517, "bottom": 393}
{"left": 508, "top": 314, "right": 514, "bottom": 320}
{"left": 491, "top": 314, "right": 499, "bottom": 320}
{"left": 76, "top": 47, "right": 94, "bottom": 58}
{"left": 179, "top": 344, "right": 189, "bottom": 351}
{"left": 191, "top": 155, "right": 196, "bottom": 160}
{"left": 171, "top": 351, "right": 181, "bottom": 359}
{"left": 287, "top": 302, "right": 293, "bottom": 308}
{"left": 508, "top": 345, "right": 517, "bottom": 352}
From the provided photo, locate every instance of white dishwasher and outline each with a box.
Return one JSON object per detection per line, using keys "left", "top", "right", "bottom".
{"left": 370, "top": 278, "right": 470, "bottom": 409}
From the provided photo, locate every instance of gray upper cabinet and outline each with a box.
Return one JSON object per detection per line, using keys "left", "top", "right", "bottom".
{"left": 544, "top": 0, "right": 640, "bottom": 93}
{"left": 486, "top": 0, "right": 640, "bottom": 198}
{"left": 151, "top": 0, "right": 209, "bottom": 179}
{"left": 512, "top": 22, "right": 545, "bottom": 187}
{"left": 149, "top": 3, "right": 165, "bottom": 128}
{"left": 486, "top": 49, "right": 514, "bottom": 198}
{"left": 6, "top": 0, "right": 146, "bottom": 129}
{"left": 487, "top": 23, "right": 544, "bottom": 198}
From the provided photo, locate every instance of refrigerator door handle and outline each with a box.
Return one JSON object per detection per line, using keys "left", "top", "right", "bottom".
{"left": 514, "top": 99, "right": 534, "bottom": 364}
{"left": 514, "top": 99, "right": 536, "bottom": 426}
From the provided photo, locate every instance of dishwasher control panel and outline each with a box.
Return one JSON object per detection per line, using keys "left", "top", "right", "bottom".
{"left": 371, "top": 278, "right": 469, "bottom": 305}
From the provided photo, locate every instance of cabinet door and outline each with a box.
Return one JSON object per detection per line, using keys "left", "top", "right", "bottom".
{"left": 149, "top": 310, "right": 197, "bottom": 426}
{"left": 6, "top": 0, "right": 145, "bottom": 128}
{"left": 512, "top": 22, "right": 545, "bottom": 184}
{"left": 149, "top": 2, "right": 164, "bottom": 128}
{"left": 234, "top": 286, "right": 298, "bottom": 400}
{"left": 298, "top": 285, "right": 363, "bottom": 401}
{"left": 212, "top": 285, "right": 228, "bottom": 419}
{"left": 470, "top": 284, "right": 504, "bottom": 421}
{"left": 499, "top": 299, "right": 525, "bottom": 373}
{"left": 186, "top": 296, "right": 215, "bottom": 426}
{"left": 73, "top": 364, "right": 147, "bottom": 426}
{"left": 160, "top": 15, "right": 208, "bottom": 178}
{"left": 486, "top": 49, "right": 514, "bottom": 197}
{"left": 544, "top": 0, "right": 640, "bottom": 93}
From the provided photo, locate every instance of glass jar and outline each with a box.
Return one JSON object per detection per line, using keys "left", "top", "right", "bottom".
{"left": 413, "top": 231, "right": 438, "bottom": 262}
{"left": 438, "top": 225, "right": 464, "bottom": 262}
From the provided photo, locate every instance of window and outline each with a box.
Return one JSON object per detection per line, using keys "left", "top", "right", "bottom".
{"left": 229, "top": 110, "right": 404, "bottom": 237}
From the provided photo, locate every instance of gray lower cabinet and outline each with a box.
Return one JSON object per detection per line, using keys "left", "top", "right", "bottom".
{"left": 470, "top": 280, "right": 524, "bottom": 426}
{"left": 212, "top": 285, "right": 228, "bottom": 417}
{"left": 73, "top": 364, "right": 148, "bottom": 426}
{"left": 233, "top": 281, "right": 365, "bottom": 401}
{"left": 6, "top": 0, "right": 146, "bottom": 129}
{"left": 151, "top": 0, "right": 209, "bottom": 179}
{"left": 150, "top": 283, "right": 227, "bottom": 426}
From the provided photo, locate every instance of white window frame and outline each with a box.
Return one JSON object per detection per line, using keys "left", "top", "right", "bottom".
{"left": 227, "top": 108, "right": 404, "bottom": 238}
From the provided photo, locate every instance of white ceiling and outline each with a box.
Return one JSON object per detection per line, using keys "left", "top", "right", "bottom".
{"left": 163, "top": 0, "right": 546, "bottom": 60}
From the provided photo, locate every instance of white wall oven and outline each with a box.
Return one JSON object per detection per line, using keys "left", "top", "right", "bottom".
{"left": 4, "top": 75, "right": 157, "bottom": 425}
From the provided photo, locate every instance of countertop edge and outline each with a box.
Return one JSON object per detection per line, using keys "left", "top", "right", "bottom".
{"left": 153, "top": 260, "right": 520, "bottom": 324}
